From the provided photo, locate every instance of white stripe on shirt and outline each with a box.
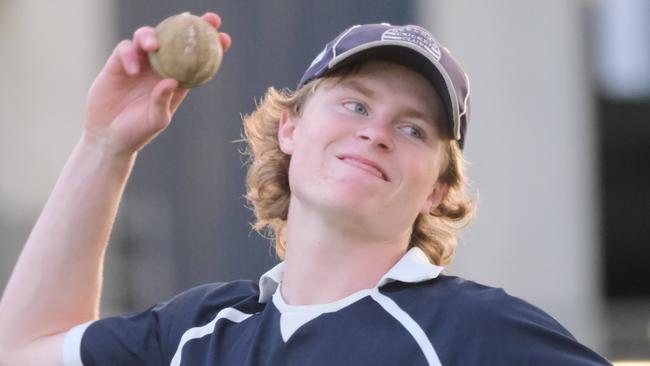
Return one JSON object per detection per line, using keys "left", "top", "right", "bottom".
{"left": 170, "top": 307, "right": 255, "bottom": 366}
{"left": 370, "top": 289, "right": 442, "bottom": 366}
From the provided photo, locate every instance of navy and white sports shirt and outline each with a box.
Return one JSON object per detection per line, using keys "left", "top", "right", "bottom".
{"left": 62, "top": 247, "right": 611, "bottom": 365}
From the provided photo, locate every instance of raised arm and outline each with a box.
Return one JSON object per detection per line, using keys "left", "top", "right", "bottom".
{"left": 0, "top": 12, "right": 231, "bottom": 365}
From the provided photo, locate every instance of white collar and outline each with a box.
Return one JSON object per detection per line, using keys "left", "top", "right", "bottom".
{"left": 257, "top": 247, "right": 444, "bottom": 303}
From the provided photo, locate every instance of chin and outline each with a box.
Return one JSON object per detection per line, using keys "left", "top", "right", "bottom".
{"left": 318, "top": 180, "right": 382, "bottom": 211}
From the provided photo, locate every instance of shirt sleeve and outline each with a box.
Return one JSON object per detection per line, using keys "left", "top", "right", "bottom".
{"left": 461, "top": 287, "right": 613, "bottom": 365}
{"left": 61, "top": 301, "right": 169, "bottom": 366}
{"left": 62, "top": 321, "right": 92, "bottom": 366}
{"left": 61, "top": 281, "right": 260, "bottom": 366}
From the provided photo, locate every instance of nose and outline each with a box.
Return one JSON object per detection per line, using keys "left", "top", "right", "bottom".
{"left": 355, "top": 118, "right": 394, "bottom": 151}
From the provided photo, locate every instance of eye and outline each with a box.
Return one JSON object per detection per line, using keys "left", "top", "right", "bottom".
{"left": 343, "top": 101, "right": 368, "bottom": 116}
{"left": 400, "top": 125, "right": 425, "bottom": 140}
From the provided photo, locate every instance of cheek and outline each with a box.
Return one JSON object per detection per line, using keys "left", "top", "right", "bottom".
{"left": 289, "top": 110, "right": 362, "bottom": 178}
{"left": 300, "top": 119, "right": 350, "bottom": 159}
{"left": 404, "top": 155, "right": 440, "bottom": 193}
{"left": 286, "top": 130, "right": 328, "bottom": 184}
{"left": 421, "top": 144, "right": 445, "bottom": 181}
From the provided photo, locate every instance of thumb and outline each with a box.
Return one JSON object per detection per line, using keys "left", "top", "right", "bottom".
{"left": 148, "top": 79, "right": 179, "bottom": 130}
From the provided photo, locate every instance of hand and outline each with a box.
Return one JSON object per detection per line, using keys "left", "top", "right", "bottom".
{"left": 82, "top": 12, "right": 232, "bottom": 156}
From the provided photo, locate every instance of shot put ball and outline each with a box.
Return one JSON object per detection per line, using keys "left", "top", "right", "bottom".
{"left": 148, "top": 12, "right": 223, "bottom": 88}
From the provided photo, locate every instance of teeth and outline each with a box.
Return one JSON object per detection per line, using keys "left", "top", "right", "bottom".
{"left": 342, "top": 158, "right": 384, "bottom": 180}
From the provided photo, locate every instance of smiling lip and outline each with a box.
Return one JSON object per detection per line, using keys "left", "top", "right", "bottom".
{"left": 336, "top": 154, "right": 388, "bottom": 181}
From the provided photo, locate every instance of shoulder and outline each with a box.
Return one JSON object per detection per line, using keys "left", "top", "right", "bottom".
{"left": 397, "top": 275, "right": 574, "bottom": 337}
{"left": 161, "top": 280, "right": 261, "bottom": 309}
{"left": 437, "top": 275, "right": 573, "bottom": 335}
{"left": 384, "top": 276, "right": 611, "bottom": 364}
{"left": 152, "top": 279, "right": 263, "bottom": 327}
{"left": 386, "top": 275, "right": 530, "bottom": 315}
{"left": 87, "top": 279, "right": 263, "bottom": 334}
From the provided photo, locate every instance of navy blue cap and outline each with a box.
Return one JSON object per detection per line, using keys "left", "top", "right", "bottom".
{"left": 298, "top": 23, "right": 470, "bottom": 149}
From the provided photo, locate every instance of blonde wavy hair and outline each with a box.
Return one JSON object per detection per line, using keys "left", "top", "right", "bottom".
{"left": 242, "top": 64, "right": 475, "bottom": 266}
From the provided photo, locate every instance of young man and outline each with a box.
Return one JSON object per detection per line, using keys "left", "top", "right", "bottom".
{"left": 0, "top": 12, "right": 611, "bottom": 366}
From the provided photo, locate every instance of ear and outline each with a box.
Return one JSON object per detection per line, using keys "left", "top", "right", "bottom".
{"left": 420, "top": 182, "right": 449, "bottom": 215}
{"left": 278, "top": 109, "right": 297, "bottom": 155}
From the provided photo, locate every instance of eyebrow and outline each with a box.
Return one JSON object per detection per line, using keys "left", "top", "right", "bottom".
{"left": 337, "top": 79, "right": 376, "bottom": 99}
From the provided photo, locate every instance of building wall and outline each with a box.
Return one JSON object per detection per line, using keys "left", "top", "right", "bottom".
{"left": 0, "top": 0, "right": 115, "bottom": 289}
{"left": 418, "top": 0, "right": 606, "bottom": 352}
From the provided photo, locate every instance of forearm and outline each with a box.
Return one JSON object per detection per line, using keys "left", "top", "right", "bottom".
{"left": 0, "top": 133, "right": 137, "bottom": 346}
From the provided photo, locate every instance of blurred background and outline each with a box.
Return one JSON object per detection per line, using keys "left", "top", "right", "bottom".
{"left": 1, "top": 0, "right": 648, "bottom": 362}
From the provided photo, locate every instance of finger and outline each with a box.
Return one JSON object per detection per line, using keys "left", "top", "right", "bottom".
{"left": 103, "top": 40, "right": 129, "bottom": 75}
{"left": 170, "top": 88, "right": 190, "bottom": 114}
{"left": 201, "top": 12, "right": 221, "bottom": 29}
{"left": 149, "top": 79, "right": 179, "bottom": 130}
{"left": 133, "top": 26, "right": 158, "bottom": 53}
{"left": 115, "top": 40, "right": 141, "bottom": 75}
{"left": 219, "top": 32, "right": 232, "bottom": 52}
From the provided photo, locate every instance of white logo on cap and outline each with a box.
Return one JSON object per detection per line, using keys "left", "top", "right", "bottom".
{"left": 381, "top": 26, "right": 441, "bottom": 61}
{"left": 309, "top": 46, "right": 328, "bottom": 69}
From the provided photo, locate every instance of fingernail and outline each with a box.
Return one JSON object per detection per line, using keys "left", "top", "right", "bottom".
{"left": 144, "top": 37, "right": 155, "bottom": 48}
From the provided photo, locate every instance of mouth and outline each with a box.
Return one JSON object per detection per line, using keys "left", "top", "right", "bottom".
{"left": 336, "top": 154, "right": 389, "bottom": 182}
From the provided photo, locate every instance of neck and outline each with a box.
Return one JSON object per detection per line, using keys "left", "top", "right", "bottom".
{"left": 280, "top": 198, "right": 409, "bottom": 305}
